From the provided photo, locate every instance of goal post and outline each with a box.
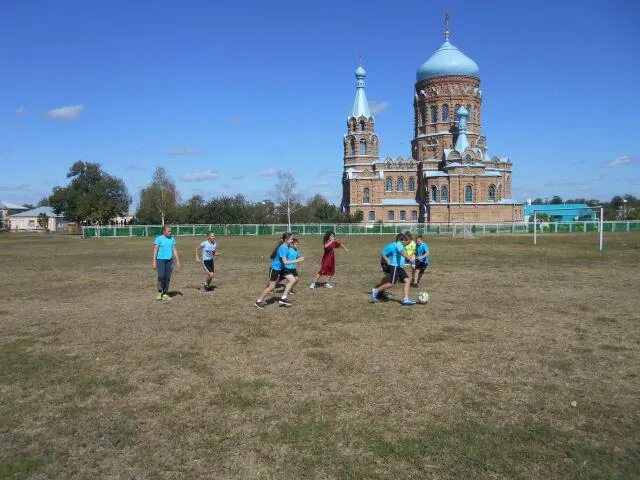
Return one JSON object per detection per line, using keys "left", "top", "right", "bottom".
{"left": 531, "top": 205, "right": 604, "bottom": 250}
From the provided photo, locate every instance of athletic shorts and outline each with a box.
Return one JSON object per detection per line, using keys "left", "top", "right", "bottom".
{"left": 414, "top": 260, "right": 428, "bottom": 272}
{"left": 202, "top": 260, "right": 214, "bottom": 273}
{"left": 389, "top": 266, "right": 408, "bottom": 284}
{"left": 269, "top": 267, "right": 283, "bottom": 282}
{"left": 282, "top": 268, "right": 298, "bottom": 278}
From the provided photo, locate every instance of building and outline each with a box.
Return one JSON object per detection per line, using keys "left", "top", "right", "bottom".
{"left": 0, "top": 201, "right": 28, "bottom": 229}
{"left": 342, "top": 17, "right": 523, "bottom": 224}
{"left": 8, "top": 206, "right": 68, "bottom": 232}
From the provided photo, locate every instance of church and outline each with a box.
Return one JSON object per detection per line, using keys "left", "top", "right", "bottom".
{"left": 341, "top": 18, "right": 523, "bottom": 224}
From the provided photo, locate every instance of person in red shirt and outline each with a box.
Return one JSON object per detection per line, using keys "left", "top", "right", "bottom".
{"left": 309, "top": 231, "right": 348, "bottom": 289}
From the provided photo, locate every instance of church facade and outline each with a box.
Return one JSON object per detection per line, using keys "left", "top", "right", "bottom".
{"left": 341, "top": 22, "right": 523, "bottom": 224}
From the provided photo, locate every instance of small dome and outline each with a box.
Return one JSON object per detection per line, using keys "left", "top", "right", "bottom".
{"left": 416, "top": 39, "right": 479, "bottom": 82}
{"left": 456, "top": 105, "right": 469, "bottom": 116}
{"left": 355, "top": 65, "right": 366, "bottom": 77}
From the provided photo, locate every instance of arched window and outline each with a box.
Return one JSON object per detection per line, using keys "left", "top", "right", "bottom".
{"left": 408, "top": 177, "right": 415, "bottom": 192}
{"left": 464, "top": 154, "right": 472, "bottom": 164}
{"left": 368, "top": 211, "right": 375, "bottom": 221}
{"left": 488, "top": 185, "right": 496, "bottom": 202}
{"left": 498, "top": 185, "right": 502, "bottom": 199}
{"left": 465, "top": 185, "right": 473, "bottom": 202}
{"left": 466, "top": 104, "right": 472, "bottom": 122}
{"left": 455, "top": 104, "right": 461, "bottom": 117}
{"left": 363, "top": 187, "right": 370, "bottom": 203}
{"left": 421, "top": 105, "right": 427, "bottom": 125}
{"left": 411, "top": 210, "right": 418, "bottom": 221}
{"left": 399, "top": 210, "right": 406, "bottom": 221}
{"left": 359, "top": 120, "right": 365, "bottom": 132}
{"left": 442, "top": 104, "right": 449, "bottom": 123}
{"left": 349, "top": 138, "right": 355, "bottom": 155}
{"left": 387, "top": 211, "right": 395, "bottom": 221}
{"left": 430, "top": 105, "right": 437, "bottom": 123}
{"left": 430, "top": 185, "right": 437, "bottom": 202}
{"left": 386, "top": 161, "right": 392, "bottom": 170}
{"left": 359, "top": 139, "right": 366, "bottom": 155}
{"left": 385, "top": 177, "right": 392, "bottom": 192}
{"left": 441, "top": 185, "right": 448, "bottom": 202}
{"left": 397, "top": 177, "right": 404, "bottom": 192}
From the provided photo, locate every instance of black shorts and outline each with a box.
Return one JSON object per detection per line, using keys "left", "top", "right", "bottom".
{"left": 281, "top": 268, "right": 298, "bottom": 278}
{"left": 269, "top": 267, "right": 283, "bottom": 282}
{"left": 202, "top": 260, "right": 214, "bottom": 273}
{"left": 414, "top": 260, "right": 428, "bottom": 273}
{"left": 389, "top": 266, "right": 408, "bottom": 284}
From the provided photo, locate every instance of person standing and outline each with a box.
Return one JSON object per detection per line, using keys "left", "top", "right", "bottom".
{"left": 153, "top": 225, "right": 181, "bottom": 301}
{"left": 309, "top": 231, "right": 348, "bottom": 289}
{"left": 196, "top": 231, "right": 221, "bottom": 291}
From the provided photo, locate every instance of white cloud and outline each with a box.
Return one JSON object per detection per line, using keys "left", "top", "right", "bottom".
{"left": 169, "top": 147, "right": 201, "bottom": 156}
{"left": 259, "top": 168, "right": 278, "bottom": 177}
{"left": 228, "top": 115, "right": 241, "bottom": 125}
{"left": 603, "top": 155, "right": 639, "bottom": 168}
{"left": 369, "top": 100, "right": 390, "bottom": 114}
{"left": 16, "top": 106, "right": 27, "bottom": 116}
{"left": 312, "top": 180, "right": 330, "bottom": 187}
{"left": 0, "top": 183, "right": 30, "bottom": 191}
{"left": 45, "top": 104, "right": 84, "bottom": 120}
{"left": 179, "top": 170, "right": 220, "bottom": 182}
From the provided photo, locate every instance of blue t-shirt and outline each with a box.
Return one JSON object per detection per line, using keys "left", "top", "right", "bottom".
{"left": 285, "top": 248, "right": 300, "bottom": 270}
{"left": 394, "top": 241, "right": 406, "bottom": 267}
{"left": 271, "top": 244, "right": 289, "bottom": 270}
{"left": 382, "top": 241, "right": 404, "bottom": 268}
{"left": 155, "top": 235, "right": 175, "bottom": 260}
{"left": 416, "top": 243, "right": 429, "bottom": 264}
{"left": 200, "top": 240, "right": 216, "bottom": 261}
{"left": 381, "top": 242, "right": 396, "bottom": 265}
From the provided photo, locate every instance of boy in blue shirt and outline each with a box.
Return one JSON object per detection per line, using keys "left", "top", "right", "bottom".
{"left": 255, "top": 233, "right": 304, "bottom": 309}
{"left": 153, "top": 225, "right": 181, "bottom": 301}
{"left": 372, "top": 233, "right": 416, "bottom": 305}
{"left": 412, "top": 235, "right": 430, "bottom": 287}
{"left": 282, "top": 237, "right": 301, "bottom": 293}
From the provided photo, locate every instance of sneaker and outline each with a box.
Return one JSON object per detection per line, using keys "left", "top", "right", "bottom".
{"left": 254, "top": 300, "right": 265, "bottom": 309}
{"left": 279, "top": 298, "right": 293, "bottom": 307}
{"left": 370, "top": 288, "right": 378, "bottom": 303}
{"left": 156, "top": 292, "right": 162, "bottom": 300}
{"left": 161, "top": 294, "right": 172, "bottom": 301}
{"left": 290, "top": 290, "right": 297, "bottom": 295}
{"left": 324, "top": 283, "right": 334, "bottom": 288}
{"left": 402, "top": 298, "right": 417, "bottom": 306}
{"left": 309, "top": 283, "right": 316, "bottom": 289}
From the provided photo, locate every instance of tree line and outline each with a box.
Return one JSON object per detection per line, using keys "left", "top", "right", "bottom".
{"left": 40, "top": 161, "right": 638, "bottom": 224}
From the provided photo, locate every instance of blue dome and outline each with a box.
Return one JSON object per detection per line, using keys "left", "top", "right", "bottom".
{"left": 355, "top": 65, "right": 366, "bottom": 77}
{"left": 416, "top": 39, "right": 479, "bottom": 82}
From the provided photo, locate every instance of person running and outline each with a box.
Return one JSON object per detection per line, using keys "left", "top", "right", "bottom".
{"left": 404, "top": 231, "right": 416, "bottom": 277}
{"left": 255, "top": 233, "right": 304, "bottom": 309}
{"left": 282, "top": 237, "right": 302, "bottom": 294}
{"left": 153, "top": 225, "right": 181, "bottom": 301}
{"left": 196, "top": 231, "right": 220, "bottom": 291}
{"left": 309, "top": 231, "right": 348, "bottom": 289}
{"left": 371, "top": 233, "right": 416, "bottom": 305}
{"left": 412, "top": 235, "right": 430, "bottom": 287}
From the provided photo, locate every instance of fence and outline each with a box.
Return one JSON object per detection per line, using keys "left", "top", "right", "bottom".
{"left": 82, "top": 221, "right": 640, "bottom": 238}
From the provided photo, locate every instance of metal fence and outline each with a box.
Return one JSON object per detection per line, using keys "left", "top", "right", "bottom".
{"left": 82, "top": 221, "right": 640, "bottom": 238}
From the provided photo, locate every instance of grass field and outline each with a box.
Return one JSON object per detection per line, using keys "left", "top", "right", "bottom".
{"left": 1, "top": 232, "right": 639, "bottom": 479}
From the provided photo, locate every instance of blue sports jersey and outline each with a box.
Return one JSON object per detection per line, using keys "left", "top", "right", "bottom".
{"left": 381, "top": 242, "right": 396, "bottom": 266}
{"left": 285, "top": 248, "right": 300, "bottom": 270}
{"left": 200, "top": 240, "right": 216, "bottom": 261}
{"left": 271, "top": 243, "right": 289, "bottom": 270}
{"left": 154, "top": 235, "right": 175, "bottom": 260}
{"left": 394, "top": 241, "right": 406, "bottom": 267}
{"left": 416, "top": 243, "right": 429, "bottom": 264}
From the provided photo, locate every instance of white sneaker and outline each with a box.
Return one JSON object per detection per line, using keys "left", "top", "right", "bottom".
{"left": 309, "top": 283, "right": 316, "bottom": 289}
{"left": 324, "top": 283, "right": 334, "bottom": 288}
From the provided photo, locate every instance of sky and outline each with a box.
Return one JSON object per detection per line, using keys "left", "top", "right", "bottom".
{"left": 1, "top": 0, "right": 639, "bottom": 209}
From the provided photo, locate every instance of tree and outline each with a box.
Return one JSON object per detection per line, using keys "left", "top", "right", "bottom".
{"left": 49, "top": 161, "right": 131, "bottom": 224}
{"left": 36, "top": 197, "right": 50, "bottom": 207}
{"left": 37, "top": 212, "right": 50, "bottom": 231}
{"left": 137, "top": 167, "right": 179, "bottom": 225}
{"left": 274, "top": 170, "right": 300, "bottom": 230}
{"left": 550, "top": 195, "right": 563, "bottom": 205}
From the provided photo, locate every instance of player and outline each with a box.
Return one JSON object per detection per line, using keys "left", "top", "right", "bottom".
{"left": 404, "top": 231, "right": 416, "bottom": 275}
{"left": 412, "top": 235, "right": 430, "bottom": 287}
{"left": 255, "top": 233, "right": 304, "bottom": 309}
{"left": 371, "top": 233, "right": 416, "bottom": 305}
{"left": 153, "top": 225, "right": 181, "bottom": 301}
{"left": 282, "top": 237, "right": 303, "bottom": 294}
{"left": 196, "top": 231, "right": 220, "bottom": 291}
{"left": 309, "top": 231, "right": 348, "bottom": 289}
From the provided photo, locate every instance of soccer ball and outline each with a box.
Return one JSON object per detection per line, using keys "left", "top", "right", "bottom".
{"left": 417, "top": 291, "right": 430, "bottom": 304}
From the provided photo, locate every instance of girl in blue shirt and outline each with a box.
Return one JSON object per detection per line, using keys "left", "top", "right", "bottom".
{"left": 153, "top": 225, "right": 181, "bottom": 301}
{"left": 255, "top": 233, "right": 304, "bottom": 309}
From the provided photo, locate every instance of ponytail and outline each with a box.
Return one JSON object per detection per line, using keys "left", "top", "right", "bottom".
{"left": 270, "top": 232, "right": 292, "bottom": 259}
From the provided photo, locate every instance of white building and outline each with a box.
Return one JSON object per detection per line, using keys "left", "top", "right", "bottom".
{"left": 8, "top": 206, "right": 68, "bottom": 232}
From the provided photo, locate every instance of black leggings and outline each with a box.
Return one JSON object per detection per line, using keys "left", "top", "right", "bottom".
{"left": 157, "top": 259, "right": 173, "bottom": 294}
